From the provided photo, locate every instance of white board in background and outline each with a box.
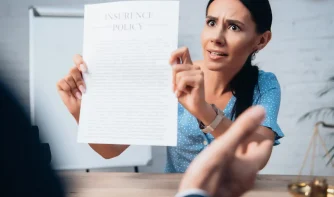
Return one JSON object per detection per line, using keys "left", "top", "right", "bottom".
{"left": 29, "top": 6, "right": 152, "bottom": 170}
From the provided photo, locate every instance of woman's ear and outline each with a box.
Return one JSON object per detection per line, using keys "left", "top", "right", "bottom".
{"left": 254, "top": 31, "right": 272, "bottom": 52}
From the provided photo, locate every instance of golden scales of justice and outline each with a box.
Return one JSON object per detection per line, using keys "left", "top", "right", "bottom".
{"left": 288, "top": 122, "right": 334, "bottom": 197}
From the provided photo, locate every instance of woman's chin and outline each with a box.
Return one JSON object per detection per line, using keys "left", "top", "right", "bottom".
{"left": 204, "top": 61, "right": 226, "bottom": 71}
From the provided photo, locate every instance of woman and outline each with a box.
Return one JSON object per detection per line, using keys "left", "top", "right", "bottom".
{"left": 57, "top": 0, "right": 284, "bottom": 174}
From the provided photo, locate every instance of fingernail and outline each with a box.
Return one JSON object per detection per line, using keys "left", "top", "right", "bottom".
{"left": 76, "top": 92, "right": 82, "bottom": 100}
{"left": 79, "top": 85, "right": 86, "bottom": 94}
{"left": 80, "top": 64, "right": 87, "bottom": 73}
{"left": 170, "top": 60, "right": 177, "bottom": 66}
{"left": 175, "top": 90, "right": 181, "bottom": 98}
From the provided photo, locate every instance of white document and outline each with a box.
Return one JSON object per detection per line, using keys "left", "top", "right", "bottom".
{"left": 77, "top": 1, "right": 179, "bottom": 146}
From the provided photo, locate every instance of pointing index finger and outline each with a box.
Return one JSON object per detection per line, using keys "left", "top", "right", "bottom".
{"left": 213, "top": 106, "right": 266, "bottom": 155}
{"left": 200, "top": 106, "right": 266, "bottom": 165}
{"left": 169, "top": 47, "right": 193, "bottom": 65}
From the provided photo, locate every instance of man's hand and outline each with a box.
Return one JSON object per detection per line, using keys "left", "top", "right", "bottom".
{"left": 178, "top": 106, "right": 266, "bottom": 197}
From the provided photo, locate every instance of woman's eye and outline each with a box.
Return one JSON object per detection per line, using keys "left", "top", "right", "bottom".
{"left": 207, "top": 20, "right": 216, "bottom": 27}
{"left": 229, "top": 24, "right": 240, "bottom": 31}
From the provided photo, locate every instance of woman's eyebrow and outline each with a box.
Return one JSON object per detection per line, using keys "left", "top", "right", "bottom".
{"left": 226, "top": 19, "right": 245, "bottom": 27}
{"left": 206, "top": 15, "right": 218, "bottom": 20}
{"left": 206, "top": 16, "right": 245, "bottom": 27}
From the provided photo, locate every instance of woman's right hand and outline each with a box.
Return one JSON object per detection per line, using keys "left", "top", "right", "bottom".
{"left": 56, "top": 54, "right": 88, "bottom": 122}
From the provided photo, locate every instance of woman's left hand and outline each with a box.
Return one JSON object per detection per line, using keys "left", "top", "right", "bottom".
{"left": 169, "top": 47, "right": 213, "bottom": 121}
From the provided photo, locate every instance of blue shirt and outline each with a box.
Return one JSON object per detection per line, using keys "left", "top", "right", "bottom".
{"left": 165, "top": 70, "right": 285, "bottom": 173}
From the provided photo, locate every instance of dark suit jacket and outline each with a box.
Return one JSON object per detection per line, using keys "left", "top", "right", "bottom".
{"left": 0, "top": 80, "right": 66, "bottom": 197}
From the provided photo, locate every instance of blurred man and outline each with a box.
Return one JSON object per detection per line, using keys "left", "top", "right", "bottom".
{"left": 0, "top": 79, "right": 66, "bottom": 197}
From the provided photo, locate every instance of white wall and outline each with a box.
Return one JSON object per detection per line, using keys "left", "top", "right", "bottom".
{"left": 257, "top": 0, "right": 334, "bottom": 176}
{"left": 0, "top": 0, "right": 333, "bottom": 175}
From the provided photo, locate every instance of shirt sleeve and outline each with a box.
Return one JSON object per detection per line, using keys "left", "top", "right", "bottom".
{"left": 256, "top": 72, "right": 284, "bottom": 145}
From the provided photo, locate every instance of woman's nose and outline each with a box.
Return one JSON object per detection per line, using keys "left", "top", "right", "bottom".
{"left": 210, "top": 30, "right": 225, "bottom": 46}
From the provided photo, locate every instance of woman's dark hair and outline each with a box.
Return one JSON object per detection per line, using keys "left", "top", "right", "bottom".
{"left": 206, "top": 0, "right": 273, "bottom": 119}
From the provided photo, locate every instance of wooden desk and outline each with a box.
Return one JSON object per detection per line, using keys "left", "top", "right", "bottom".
{"left": 60, "top": 172, "right": 334, "bottom": 197}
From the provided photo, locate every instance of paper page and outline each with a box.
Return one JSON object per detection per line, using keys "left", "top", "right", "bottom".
{"left": 77, "top": 1, "right": 179, "bottom": 146}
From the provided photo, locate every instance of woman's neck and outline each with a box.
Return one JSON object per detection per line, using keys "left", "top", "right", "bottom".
{"left": 203, "top": 68, "right": 234, "bottom": 104}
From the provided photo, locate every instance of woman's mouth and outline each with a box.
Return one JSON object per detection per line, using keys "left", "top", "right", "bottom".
{"left": 207, "top": 50, "right": 228, "bottom": 60}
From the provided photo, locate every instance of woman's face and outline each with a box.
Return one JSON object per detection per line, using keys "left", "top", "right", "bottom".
{"left": 201, "top": 0, "right": 260, "bottom": 72}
